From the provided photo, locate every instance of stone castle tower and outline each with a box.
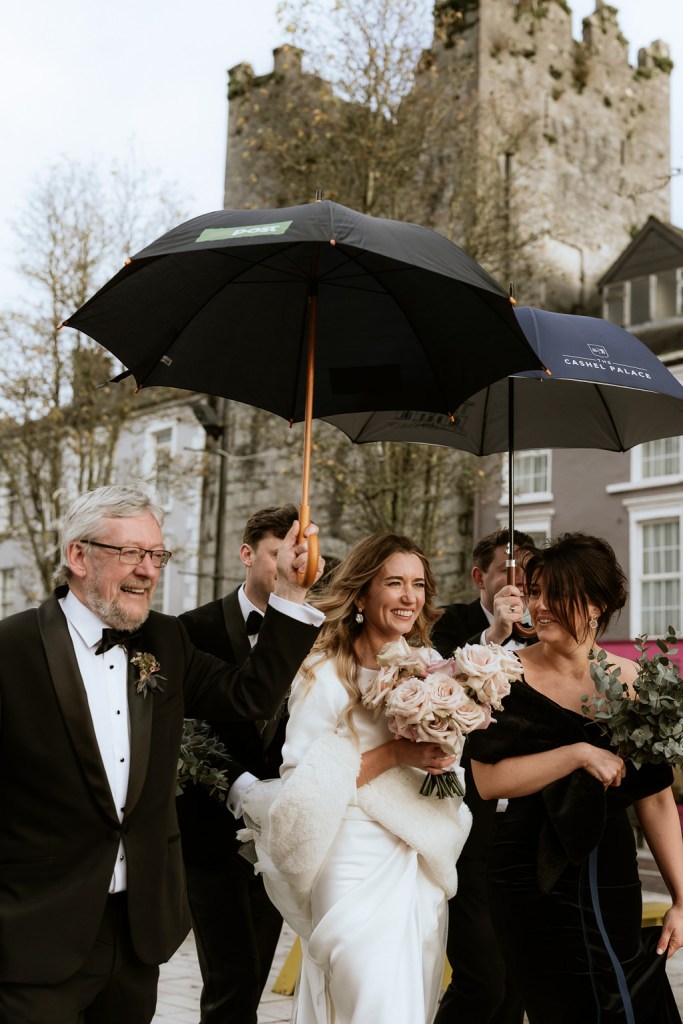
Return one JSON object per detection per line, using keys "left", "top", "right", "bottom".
{"left": 208, "top": 0, "right": 673, "bottom": 604}
{"left": 224, "top": 0, "right": 672, "bottom": 311}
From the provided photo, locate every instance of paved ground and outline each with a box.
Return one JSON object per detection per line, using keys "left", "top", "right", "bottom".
{"left": 153, "top": 849, "right": 683, "bottom": 1023}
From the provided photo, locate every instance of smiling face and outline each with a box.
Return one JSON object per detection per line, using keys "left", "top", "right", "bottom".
{"left": 67, "top": 514, "right": 163, "bottom": 630}
{"left": 527, "top": 574, "right": 600, "bottom": 647}
{"left": 358, "top": 551, "right": 427, "bottom": 647}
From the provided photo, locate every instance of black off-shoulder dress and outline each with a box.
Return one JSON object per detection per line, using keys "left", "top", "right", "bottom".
{"left": 468, "top": 679, "right": 681, "bottom": 1023}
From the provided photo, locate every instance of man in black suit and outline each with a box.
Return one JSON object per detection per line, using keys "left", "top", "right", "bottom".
{"left": 0, "top": 484, "right": 322, "bottom": 1024}
{"left": 177, "top": 504, "right": 300, "bottom": 1024}
{"left": 432, "top": 528, "right": 536, "bottom": 1024}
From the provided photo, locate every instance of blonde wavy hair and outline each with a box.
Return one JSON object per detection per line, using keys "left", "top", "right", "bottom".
{"left": 302, "top": 534, "right": 442, "bottom": 727}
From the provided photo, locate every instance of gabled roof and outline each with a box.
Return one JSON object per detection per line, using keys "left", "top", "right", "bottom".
{"left": 598, "top": 216, "right": 683, "bottom": 287}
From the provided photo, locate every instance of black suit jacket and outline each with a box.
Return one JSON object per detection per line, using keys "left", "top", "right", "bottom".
{"left": 431, "top": 599, "right": 489, "bottom": 659}
{"left": 177, "top": 588, "right": 291, "bottom": 866}
{"left": 431, "top": 598, "right": 496, "bottom": 859}
{"left": 0, "top": 589, "right": 320, "bottom": 984}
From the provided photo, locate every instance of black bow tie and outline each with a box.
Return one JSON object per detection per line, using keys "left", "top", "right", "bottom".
{"left": 96, "top": 627, "right": 142, "bottom": 656}
{"left": 245, "top": 610, "right": 264, "bottom": 636}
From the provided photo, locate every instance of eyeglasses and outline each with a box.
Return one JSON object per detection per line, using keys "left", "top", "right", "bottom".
{"left": 80, "top": 539, "right": 173, "bottom": 569}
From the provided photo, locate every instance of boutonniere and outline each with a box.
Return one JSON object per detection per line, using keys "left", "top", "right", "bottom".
{"left": 130, "top": 652, "right": 166, "bottom": 698}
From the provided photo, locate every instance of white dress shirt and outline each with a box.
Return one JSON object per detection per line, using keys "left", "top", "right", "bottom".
{"left": 59, "top": 590, "right": 130, "bottom": 892}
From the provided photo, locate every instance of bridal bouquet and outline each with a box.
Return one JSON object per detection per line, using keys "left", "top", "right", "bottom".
{"left": 584, "top": 627, "right": 683, "bottom": 767}
{"left": 362, "top": 637, "right": 523, "bottom": 797}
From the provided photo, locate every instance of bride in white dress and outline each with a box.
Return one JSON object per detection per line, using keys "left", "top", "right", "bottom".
{"left": 242, "top": 533, "right": 472, "bottom": 1024}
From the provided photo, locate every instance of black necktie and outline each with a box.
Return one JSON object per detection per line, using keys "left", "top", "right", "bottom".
{"left": 245, "top": 610, "right": 264, "bottom": 636}
{"left": 96, "top": 627, "right": 142, "bottom": 656}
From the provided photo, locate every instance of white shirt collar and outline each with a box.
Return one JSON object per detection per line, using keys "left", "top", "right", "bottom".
{"left": 237, "top": 583, "right": 264, "bottom": 625}
{"left": 480, "top": 599, "right": 494, "bottom": 626}
{"left": 60, "top": 589, "right": 108, "bottom": 651}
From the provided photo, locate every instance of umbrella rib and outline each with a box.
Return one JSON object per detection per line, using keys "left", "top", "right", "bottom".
{"left": 592, "top": 382, "right": 625, "bottom": 450}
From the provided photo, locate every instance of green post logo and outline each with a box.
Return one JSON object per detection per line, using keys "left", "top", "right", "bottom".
{"left": 195, "top": 220, "right": 293, "bottom": 243}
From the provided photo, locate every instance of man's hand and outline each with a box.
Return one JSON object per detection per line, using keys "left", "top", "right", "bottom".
{"left": 486, "top": 584, "right": 526, "bottom": 645}
{"left": 273, "top": 520, "right": 325, "bottom": 604}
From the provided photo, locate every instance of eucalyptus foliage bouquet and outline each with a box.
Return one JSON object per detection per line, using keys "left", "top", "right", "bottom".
{"left": 584, "top": 627, "right": 683, "bottom": 768}
{"left": 362, "top": 636, "right": 522, "bottom": 798}
{"left": 176, "top": 719, "right": 234, "bottom": 802}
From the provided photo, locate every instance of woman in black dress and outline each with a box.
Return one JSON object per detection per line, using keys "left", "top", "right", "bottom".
{"left": 469, "top": 533, "right": 683, "bottom": 1023}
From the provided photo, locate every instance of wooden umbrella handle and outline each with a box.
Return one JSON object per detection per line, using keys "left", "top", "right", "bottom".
{"left": 297, "top": 504, "right": 320, "bottom": 589}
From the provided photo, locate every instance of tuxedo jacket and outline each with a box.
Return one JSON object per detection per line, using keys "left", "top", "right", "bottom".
{"left": 431, "top": 598, "right": 537, "bottom": 860}
{"left": 0, "top": 588, "right": 320, "bottom": 984}
{"left": 177, "top": 587, "right": 291, "bottom": 866}
{"left": 431, "top": 598, "right": 497, "bottom": 859}
{"left": 430, "top": 599, "right": 489, "bottom": 659}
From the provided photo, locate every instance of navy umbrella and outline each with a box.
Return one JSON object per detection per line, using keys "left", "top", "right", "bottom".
{"left": 61, "top": 199, "right": 542, "bottom": 584}
{"left": 324, "top": 306, "right": 683, "bottom": 586}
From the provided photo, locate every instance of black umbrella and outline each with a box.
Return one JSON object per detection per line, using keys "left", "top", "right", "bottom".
{"left": 61, "top": 199, "right": 543, "bottom": 584}
{"left": 324, "top": 306, "right": 683, "bottom": 589}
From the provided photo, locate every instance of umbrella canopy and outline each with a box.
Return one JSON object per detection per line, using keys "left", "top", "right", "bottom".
{"left": 323, "top": 307, "right": 683, "bottom": 454}
{"left": 62, "top": 199, "right": 544, "bottom": 585}
{"left": 323, "top": 306, "right": 683, "bottom": 603}
{"left": 62, "top": 200, "right": 541, "bottom": 422}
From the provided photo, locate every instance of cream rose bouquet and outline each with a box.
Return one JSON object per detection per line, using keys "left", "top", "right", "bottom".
{"left": 362, "top": 637, "right": 522, "bottom": 798}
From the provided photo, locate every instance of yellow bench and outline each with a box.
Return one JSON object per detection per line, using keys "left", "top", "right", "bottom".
{"left": 273, "top": 901, "right": 672, "bottom": 996}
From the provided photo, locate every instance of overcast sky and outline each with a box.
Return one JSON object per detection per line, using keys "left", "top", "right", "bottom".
{"left": 2, "top": 0, "right": 681, "bottom": 307}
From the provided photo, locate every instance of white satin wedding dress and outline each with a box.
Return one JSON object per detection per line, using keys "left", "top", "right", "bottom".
{"left": 242, "top": 660, "right": 471, "bottom": 1024}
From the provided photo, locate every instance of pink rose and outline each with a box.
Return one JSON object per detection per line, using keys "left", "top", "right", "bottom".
{"left": 361, "top": 665, "right": 399, "bottom": 709}
{"left": 385, "top": 677, "right": 433, "bottom": 725}
{"left": 376, "top": 637, "right": 429, "bottom": 679}
{"left": 488, "top": 644, "right": 524, "bottom": 682}
{"left": 427, "top": 673, "right": 472, "bottom": 715}
{"left": 454, "top": 643, "right": 504, "bottom": 682}
{"left": 449, "top": 694, "right": 490, "bottom": 734}
{"left": 414, "top": 717, "right": 464, "bottom": 756}
{"left": 478, "top": 670, "right": 513, "bottom": 711}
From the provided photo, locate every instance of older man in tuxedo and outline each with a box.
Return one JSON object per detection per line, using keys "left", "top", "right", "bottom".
{"left": 0, "top": 484, "right": 323, "bottom": 1024}
{"left": 177, "top": 503, "right": 300, "bottom": 1024}
{"left": 432, "top": 528, "right": 536, "bottom": 1024}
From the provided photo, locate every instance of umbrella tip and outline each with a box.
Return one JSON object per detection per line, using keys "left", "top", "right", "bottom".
{"left": 508, "top": 282, "right": 517, "bottom": 306}
{"left": 314, "top": 188, "right": 323, "bottom": 202}
{"left": 57, "top": 321, "right": 65, "bottom": 330}
{"left": 124, "top": 257, "right": 133, "bottom": 266}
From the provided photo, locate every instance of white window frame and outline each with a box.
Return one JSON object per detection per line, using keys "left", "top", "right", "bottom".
{"left": 495, "top": 511, "right": 553, "bottom": 547}
{"left": 626, "top": 493, "right": 683, "bottom": 638}
{"left": 500, "top": 449, "right": 553, "bottom": 505}
{"left": 0, "top": 567, "right": 15, "bottom": 618}
{"left": 144, "top": 422, "right": 176, "bottom": 510}
{"left": 602, "top": 267, "right": 683, "bottom": 327}
{"left": 631, "top": 436, "right": 683, "bottom": 485}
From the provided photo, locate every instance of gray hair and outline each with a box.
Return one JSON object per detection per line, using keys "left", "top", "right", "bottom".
{"left": 52, "top": 483, "right": 165, "bottom": 587}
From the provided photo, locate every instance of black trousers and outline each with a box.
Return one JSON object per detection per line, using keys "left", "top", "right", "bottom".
{"left": 434, "top": 855, "right": 525, "bottom": 1024}
{"left": 185, "top": 850, "right": 283, "bottom": 1024}
{"left": 0, "top": 893, "right": 159, "bottom": 1024}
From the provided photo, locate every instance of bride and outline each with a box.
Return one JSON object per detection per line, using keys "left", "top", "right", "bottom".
{"left": 242, "top": 533, "right": 472, "bottom": 1024}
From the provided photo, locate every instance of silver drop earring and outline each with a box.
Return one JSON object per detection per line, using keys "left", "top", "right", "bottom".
{"left": 588, "top": 617, "right": 598, "bottom": 658}
{"left": 355, "top": 610, "right": 364, "bottom": 624}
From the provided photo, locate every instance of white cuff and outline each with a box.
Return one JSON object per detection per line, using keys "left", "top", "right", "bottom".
{"left": 268, "top": 593, "right": 324, "bottom": 628}
{"left": 228, "top": 771, "right": 259, "bottom": 818}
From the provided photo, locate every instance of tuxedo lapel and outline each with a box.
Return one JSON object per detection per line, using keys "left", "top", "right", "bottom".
{"left": 222, "top": 589, "right": 250, "bottom": 665}
{"left": 125, "top": 639, "right": 154, "bottom": 818}
{"left": 466, "top": 600, "right": 489, "bottom": 636}
{"left": 222, "top": 589, "right": 269, "bottom": 739}
{"left": 37, "top": 594, "right": 119, "bottom": 824}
